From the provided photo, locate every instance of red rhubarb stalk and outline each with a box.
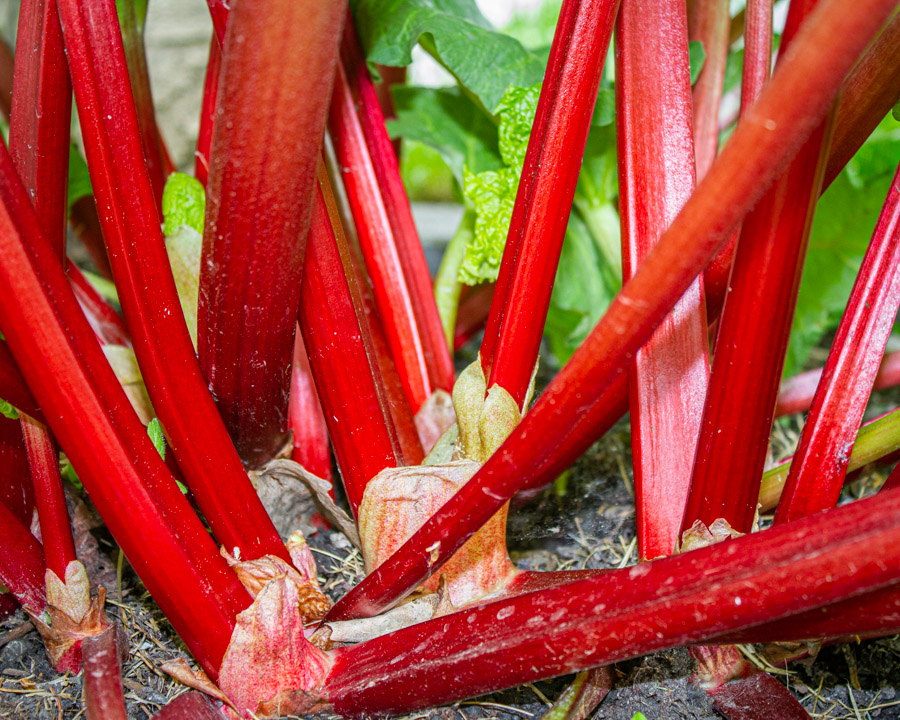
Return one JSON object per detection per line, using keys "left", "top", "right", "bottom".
{"left": 0, "top": 142, "right": 248, "bottom": 676}
{"left": 194, "top": 38, "right": 220, "bottom": 186}
{"left": 66, "top": 264, "right": 131, "bottom": 347}
{"left": 688, "top": 0, "right": 731, "bottom": 180}
{"left": 0, "top": 37, "right": 13, "bottom": 119}
{"left": 824, "top": 9, "right": 900, "bottom": 189}
{"left": 0, "top": 341, "right": 42, "bottom": 422}
{"left": 8, "top": 0, "right": 71, "bottom": 259}
{"left": 0, "top": 416, "right": 34, "bottom": 525}
{"left": 775, "top": 161, "right": 900, "bottom": 523}
{"left": 325, "top": 486, "right": 900, "bottom": 715}
{"left": 288, "top": 333, "right": 333, "bottom": 485}
{"left": 454, "top": 283, "right": 493, "bottom": 351}
{"left": 116, "top": 0, "right": 168, "bottom": 209}
{"left": 299, "top": 169, "right": 411, "bottom": 514}
{"left": 0, "top": 498, "right": 45, "bottom": 614}
{"left": 334, "top": 24, "right": 454, "bottom": 410}
{"left": 481, "top": 0, "right": 620, "bottom": 407}
{"left": 20, "top": 415, "right": 75, "bottom": 579}
{"left": 57, "top": 0, "right": 288, "bottom": 562}
{"left": 198, "top": 0, "right": 347, "bottom": 467}
{"left": 616, "top": 0, "right": 709, "bottom": 560}
{"left": 325, "top": 0, "right": 895, "bottom": 620}
{"left": 682, "top": 0, "right": 834, "bottom": 535}
{"left": 69, "top": 197, "right": 113, "bottom": 280}
{"left": 82, "top": 627, "right": 127, "bottom": 720}
{"left": 153, "top": 692, "right": 227, "bottom": 720}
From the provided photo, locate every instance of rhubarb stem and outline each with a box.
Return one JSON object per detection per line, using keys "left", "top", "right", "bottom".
{"left": 434, "top": 210, "right": 474, "bottom": 348}
{"left": 9, "top": 0, "right": 71, "bottom": 260}
{"left": 682, "top": 0, "right": 835, "bottom": 535}
{"left": 775, "top": 161, "right": 900, "bottom": 523}
{"left": 288, "top": 333, "right": 334, "bottom": 485}
{"left": 688, "top": 0, "right": 731, "bottom": 180}
{"left": 21, "top": 415, "right": 76, "bottom": 579}
{"left": 0, "top": 498, "right": 45, "bottom": 615}
{"left": 194, "top": 38, "right": 220, "bottom": 187}
{"left": 198, "top": 0, "right": 347, "bottom": 467}
{"left": 82, "top": 627, "right": 127, "bottom": 720}
{"left": 616, "top": 0, "right": 709, "bottom": 560}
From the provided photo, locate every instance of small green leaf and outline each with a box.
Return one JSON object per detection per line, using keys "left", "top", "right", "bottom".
{"left": 892, "top": 100, "right": 900, "bottom": 122}
{"left": 689, "top": 41, "right": 706, "bottom": 85}
{"left": 460, "top": 166, "right": 519, "bottom": 284}
{"left": 60, "top": 456, "right": 82, "bottom": 490}
{"left": 162, "top": 172, "right": 206, "bottom": 237}
{"left": 592, "top": 85, "right": 616, "bottom": 127}
{"left": 0, "top": 398, "right": 19, "bottom": 420}
{"left": 147, "top": 418, "right": 166, "bottom": 460}
{"left": 68, "top": 143, "right": 93, "bottom": 212}
{"left": 633, "top": 714, "right": 649, "bottom": 720}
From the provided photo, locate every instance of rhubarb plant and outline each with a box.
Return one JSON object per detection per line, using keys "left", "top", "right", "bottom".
{"left": 2, "top": 0, "right": 900, "bottom": 718}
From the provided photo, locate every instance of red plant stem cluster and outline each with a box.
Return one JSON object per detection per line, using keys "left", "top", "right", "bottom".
{"left": 776, "top": 162, "right": 900, "bottom": 523}
{"left": 58, "top": 0, "right": 288, "bottom": 562}
{"left": 616, "top": 0, "right": 709, "bottom": 560}
{"left": 482, "top": 0, "right": 621, "bottom": 407}
{"left": 331, "top": 26, "right": 454, "bottom": 412}
{"left": 683, "top": 0, "right": 832, "bottom": 535}
{"left": 327, "top": 0, "right": 897, "bottom": 621}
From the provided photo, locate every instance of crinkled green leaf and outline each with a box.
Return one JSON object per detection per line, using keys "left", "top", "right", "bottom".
{"left": 460, "top": 166, "right": 519, "bottom": 284}
{"left": 457, "top": 84, "right": 540, "bottom": 284}
{"left": 147, "top": 417, "right": 165, "bottom": 460}
{"left": 162, "top": 172, "right": 206, "bottom": 237}
{"left": 0, "top": 398, "right": 19, "bottom": 420}
{"left": 785, "top": 118, "right": 900, "bottom": 376}
{"left": 388, "top": 85, "right": 503, "bottom": 185}
{"left": 68, "top": 144, "right": 93, "bottom": 212}
{"left": 495, "top": 84, "right": 540, "bottom": 169}
{"left": 351, "top": 0, "right": 543, "bottom": 110}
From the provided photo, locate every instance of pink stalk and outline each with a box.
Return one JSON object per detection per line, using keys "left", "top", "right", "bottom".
{"left": 0, "top": 496, "right": 45, "bottom": 615}
{"left": 688, "top": 0, "right": 731, "bottom": 180}
{"left": 616, "top": 0, "right": 709, "bottom": 560}
{"left": 682, "top": 0, "right": 834, "bottom": 535}
{"left": 198, "top": 0, "right": 347, "bottom": 467}
{"left": 20, "top": 415, "right": 76, "bottom": 579}
{"left": 775, "top": 163, "right": 900, "bottom": 523}
{"left": 824, "top": 10, "right": 900, "bottom": 189}
{"left": 703, "top": 0, "right": 774, "bottom": 322}
{"left": 57, "top": 0, "right": 288, "bottom": 562}
{"left": 325, "top": 0, "right": 895, "bottom": 621}
{"left": 337, "top": 24, "right": 455, "bottom": 409}
{"left": 8, "top": 0, "right": 71, "bottom": 260}
{"left": 288, "top": 334, "right": 333, "bottom": 484}
{"left": 481, "top": 0, "right": 620, "bottom": 408}
{"left": 0, "top": 342, "right": 42, "bottom": 422}
{"left": 69, "top": 197, "right": 113, "bottom": 280}
{"left": 299, "top": 169, "right": 411, "bottom": 514}
{"left": 0, "top": 143, "right": 249, "bottom": 677}
{"left": 325, "top": 486, "right": 900, "bottom": 715}
{"left": 82, "top": 627, "right": 127, "bottom": 720}
{"left": 205, "top": 0, "right": 227, "bottom": 45}
{"left": 776, "top": 349, "right": 900, "bottom": 416}
{"left": 116, "top": 0, "right": 168, "bottom": 209}
{"left": 0, "top": 417, "right": 34, "bottom": 525}
{"left": 194, "top": 38, "right": 220, "bottom": 187}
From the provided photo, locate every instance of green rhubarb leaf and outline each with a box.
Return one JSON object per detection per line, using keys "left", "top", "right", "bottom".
{"left": 68, "top": 144, "right": 93, "bottom": 212}
{"left": 147, "top": 418, "right": 165, "bottom": 460}
{"left": 165, "top": 226, "right": 203, "bottom": 348}
{"left": 162, "top": 172, "right": 206, "bottom": 237}
{"left": 785, "top": 117, "right": 900, "bottom": 376}
{"left": 460, "top": 167, "right": 518, "bottom": 284}
{"left": 388, "top": 85, "right": 503, "bottom": 185}
{"left": 351, "top": 0, "right": 544, "bottom": 111}
{"left": 633, "top": 714, "right": 648, "bottom": 720}
{"left": 0, "top": 398, "right": 19, "bottom": 420}
{"left": 458, "top": 83, "right": 540, "bottom": 284}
